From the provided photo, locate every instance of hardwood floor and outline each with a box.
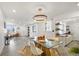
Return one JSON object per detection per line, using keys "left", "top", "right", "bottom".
{"left": 1, "top": 37, "right": 29, "bottom": 56}
{"left": 1, "top": 36, "right": 59, "bottom": 56}
{"left": 2, "top": 36, "right": 78, "bottom": 56}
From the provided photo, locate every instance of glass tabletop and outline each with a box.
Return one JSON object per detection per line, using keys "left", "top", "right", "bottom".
{"left": 43, "top": 39, "right": 59, "bottom": 48}
{"left": 33, "top": 38, "right": 60, "bottom": 48}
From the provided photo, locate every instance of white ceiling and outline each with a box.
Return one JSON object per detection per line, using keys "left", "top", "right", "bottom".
{"left": 0, "top": 2, "right": 79, "bottom": 25}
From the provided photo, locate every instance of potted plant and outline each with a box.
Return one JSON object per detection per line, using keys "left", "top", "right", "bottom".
{"left": 69, "top": 47, "right": 79, "bottom": 56}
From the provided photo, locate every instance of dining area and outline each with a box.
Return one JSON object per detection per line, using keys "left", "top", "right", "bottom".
{"left": 18, "top": 34, "right": 63, "bottom": 56}
{"left": 1, "top": 2, "right": 79, "bottom": 56}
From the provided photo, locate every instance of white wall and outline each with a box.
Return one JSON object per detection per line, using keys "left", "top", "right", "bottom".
{"left": 69, "top": 23, "right": 79, "bottom": 41}
{"left": 0, "top": 9, "right": 4, "bottom": 55}
{"left": 16, "top": 25, "right": 28, "bottom": 36}
{"left": 53, "top": 10, "right": 79, "bottom": 41}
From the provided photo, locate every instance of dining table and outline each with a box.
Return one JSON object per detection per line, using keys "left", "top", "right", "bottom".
{"left": 32, "top": 37, "right": 61, "bottom": 56}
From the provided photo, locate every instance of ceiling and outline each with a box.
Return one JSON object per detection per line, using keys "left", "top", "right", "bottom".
{"left": 0, "top": 2, "right": 79, "bottom": 25}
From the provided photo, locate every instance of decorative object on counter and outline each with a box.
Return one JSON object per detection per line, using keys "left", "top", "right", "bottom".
{"left": 14, "top": 32, "right": 20, "bottom": 37}
{"left": 55, "top": 22, "right": 61, "bottom": 25}
{"left": 65, "top": 25, "right": 71, "bottom": 36}
{"left": 55, "top": 21, "right": 66, "bottom": 37}
{"left": 37, "top": 35, "right": 45, "bottom": 43}
{"left": 55, "top": 28, "right": 61, "bottom": 31}
{"left": 52, "top": 30, "right": 54, "bottom": 32}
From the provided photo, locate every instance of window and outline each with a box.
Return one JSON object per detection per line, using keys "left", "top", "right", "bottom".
{"left": 32, "top": 24, "right": 37, "bottom": 32}
{"left": 4, "top": 22, "right": 15, "bottom": 33}
{"left": 45, "top": 21, "right": 52, "bottom": 31}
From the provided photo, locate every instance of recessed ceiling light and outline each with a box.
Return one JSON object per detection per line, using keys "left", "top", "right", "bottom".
{"left": 12, "top": 9, "right": 16, "bottom": 13}
{"left": 77, "top": 3, "right": 79, "bottom": 6}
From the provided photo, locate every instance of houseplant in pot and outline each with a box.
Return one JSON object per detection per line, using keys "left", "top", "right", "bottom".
{"left": 69, "top": 47, "right": 79, "bottom": 56}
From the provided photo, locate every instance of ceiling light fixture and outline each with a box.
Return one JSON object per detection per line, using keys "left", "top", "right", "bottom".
{"left": 77, "top": 3, "right": 79, "bottom": 6}
{"left": 33, "top": 7, "right": 47, "bottom": 22}
{"left": 12, "top": 9, "right": 16, "bottom": 13}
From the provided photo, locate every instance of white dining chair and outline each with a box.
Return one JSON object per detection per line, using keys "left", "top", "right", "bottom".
{"left": 30, "top": 41, "right": 43, "bottom": 56}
